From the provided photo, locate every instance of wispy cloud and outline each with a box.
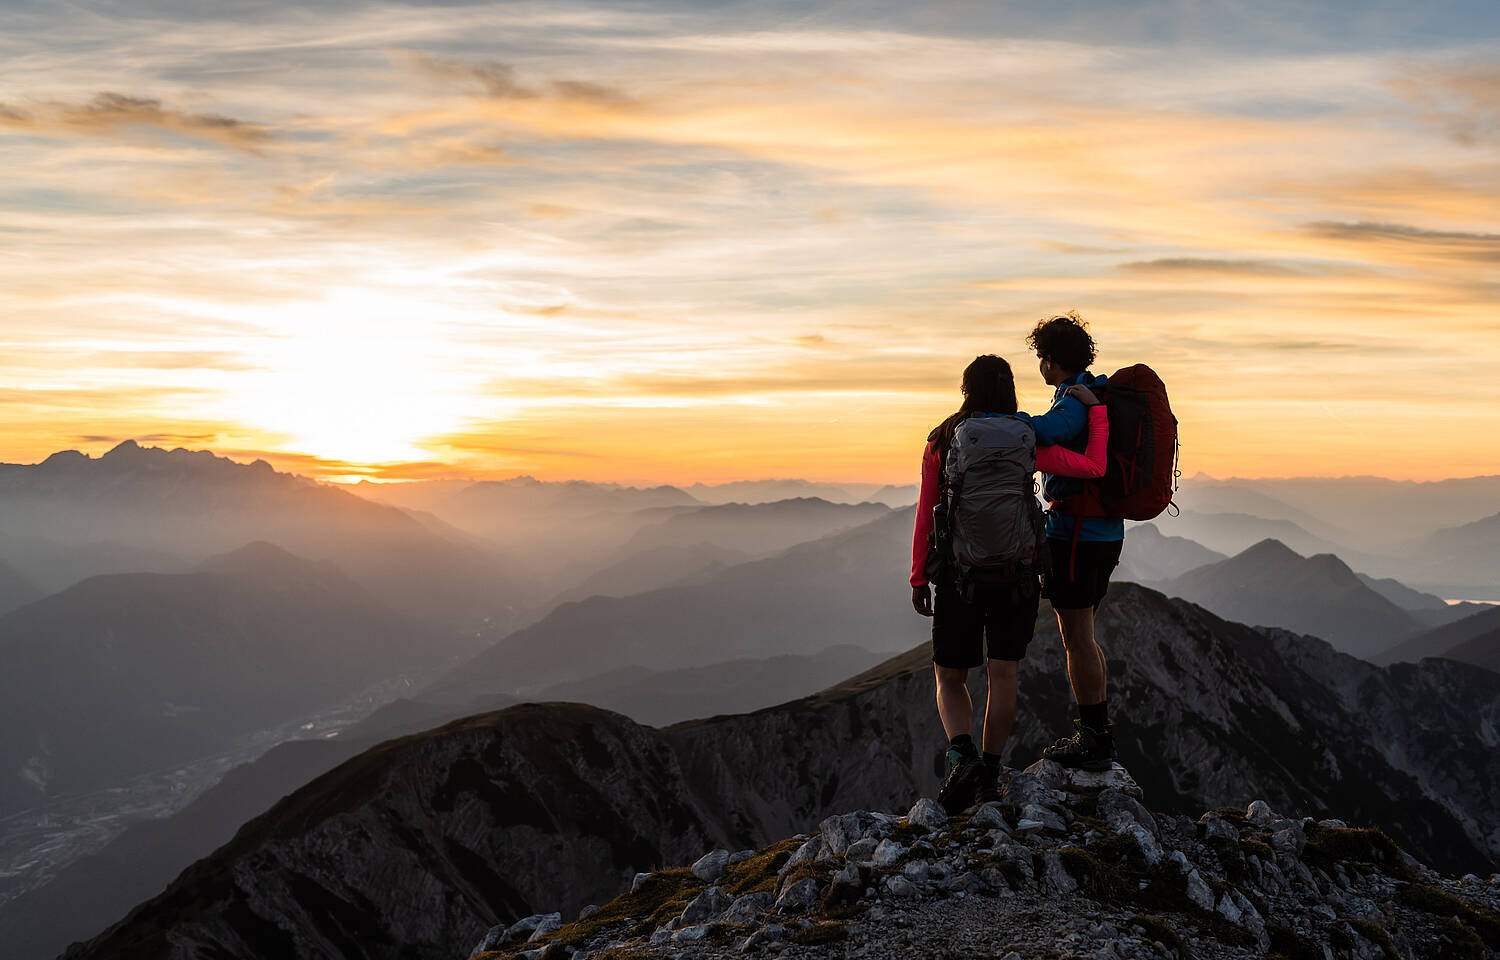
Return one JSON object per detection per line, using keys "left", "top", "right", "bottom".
{"left": 0, "top": 91, "right": 274, "bottom": 151}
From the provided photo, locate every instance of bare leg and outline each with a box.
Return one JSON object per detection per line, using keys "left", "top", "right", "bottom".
{"left": 1055, "top": 608, "right": 1107, "bottom": 705}
{"left": 934, "top": 664, "right": 973, "bottom": 740}
{"left": 981, "top": 659, "right": 1019, "bottom": 756}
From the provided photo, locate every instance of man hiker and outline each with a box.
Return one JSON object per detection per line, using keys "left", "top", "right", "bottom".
{"left": 912, "top": 354, "right": 1109, "bottom": 813}
{"left": 1024, "top": 312, "right": 1124, "bottom": 771}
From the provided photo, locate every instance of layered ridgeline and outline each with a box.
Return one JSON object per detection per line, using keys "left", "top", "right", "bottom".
{"left": 64, "top": 585, "right": 1500, "bottom": 960}
{"left": 0, "top": 542, "right": 465, "bottom": 815}
{"left": 1149, "top": 539, "right": 1424, "bottom": 660}
{"left": 0, "top": 441, "right": 519, "bottom": 627}
{"left": 423, "top": 509, "right": 914, "bottom": 698}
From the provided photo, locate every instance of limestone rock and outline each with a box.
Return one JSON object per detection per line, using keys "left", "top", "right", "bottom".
{"left": 1245, "top": 799, "right": 1276, "bottom": 826}
{"left": 870, "top": 837, "right": 906, "bottom": 867}
{"left": 1198, "top": 811, "right": 1238, "bottom": 842}
{"left": 724, "top": 891, "right": 775, "bottom": 921}
{"left": 680, "top": 886, "right": 731, "bottom": 924}
{"left": 906, "top": 797, "right": 948, "bottom": 831}
{"left": 969, "top": 802, "right": 1009, "bottom": 830}
{"left": 774, "top": 877, "right": 822, "bottom": 912}
{"left": 691, "top": 848, "right": 729, "bottom": 882}
{"left": 1185, "top": 869, "right": 1215, "bottom": 911}
{"left": 1098, "top": 788, "right": 1157, "bottom": 837}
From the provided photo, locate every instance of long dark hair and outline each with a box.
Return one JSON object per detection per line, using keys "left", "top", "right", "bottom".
{"left": 928, "top": 354, "right": 1019, "bottom": 450}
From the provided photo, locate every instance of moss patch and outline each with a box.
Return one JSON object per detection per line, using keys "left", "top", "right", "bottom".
{"left": 1347, "top": 918, "right": 1397, "bottom": 959}
{"left": 1303, "top": 826, "right": 1403, "bottom": 872}
{"left": 535, "top": 867, "right": 699, "bottom": 949}
{"left": 793, "top": 921, "right": 849, "bottom": 945}
{"left": 1059, "top": 847, "right": 1126, "bottom": 902}
{"left": 719, "top": 839, "right": 802, "bottom": 896}
{"left": 1433, "top": 916, "right": 1488, "bottom": 960}
{"left": 1130, "top": 914, "right": 1181, "bottom": 951}
{"left": 1400, "top": 883, "right": 1500, "bottom": 948}
{"left": 1239, "top": 838, "right": 1273, "bottom": 862}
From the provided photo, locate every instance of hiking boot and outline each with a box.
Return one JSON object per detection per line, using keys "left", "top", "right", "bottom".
{"left": 937, "top": 747, "right": 982, "bottom": 815}
{"left": 972, "top": 762, "right": 1003, "bottom": 806}
{"left": 1040, "top": 719, "right": 1117, "bottom": 772}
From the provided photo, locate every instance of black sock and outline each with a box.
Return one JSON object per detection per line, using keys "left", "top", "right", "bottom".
{"left": 1078, "top": 700, "right": 1109, "bottom": 733}
{"left": 982, "top": 751, "right": 1004, "bottom": 768}
{"left": 949, "top": 733, "right": 977, "bottom": 757}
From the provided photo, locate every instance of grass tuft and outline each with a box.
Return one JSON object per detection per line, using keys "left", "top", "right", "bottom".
{"left": 1400, "top": 883, "right": 1500, "bottom": 948}
{"left": 793, "top": 922, "right": 848, "bottom": 945}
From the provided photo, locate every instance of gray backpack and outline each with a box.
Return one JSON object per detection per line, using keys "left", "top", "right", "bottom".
{"left": 939, "top": 415, "right": 1046, "bottom": 583}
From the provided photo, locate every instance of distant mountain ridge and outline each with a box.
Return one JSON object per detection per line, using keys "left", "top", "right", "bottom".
{"left": 0, "top": 441, "right": 520, "bottom": 627}
{"left": 424, "top": 508, "right": 914, "bottom": 698}
{"left": 0, "top": 541, "right": 459, "bottom": 814}
{"left": 1154, "top": 538, "right": 1423, "bottom": 660}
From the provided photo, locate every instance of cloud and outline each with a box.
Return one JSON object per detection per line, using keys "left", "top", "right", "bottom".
{"left": 1391, "top": 60, "right": 1500, "bottom": 146}
{"left": 0, "top": 92, "right": 273, "bottom": 152}
{"left": 1120, "top": 258, "right": 1307, "bottom": 277}
{"left": 1305, "top": 220, "right": 1500, "bottom": 263}
{"left": 404, "top": 51, "right": 631, "bottom": 105}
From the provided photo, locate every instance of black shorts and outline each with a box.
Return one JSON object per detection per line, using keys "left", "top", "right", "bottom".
{"left": 931, "top": 578, "right": 1041, "bottom": 668}
{"left": 1043, "top": 538, "right": 1123, "bottom": 611}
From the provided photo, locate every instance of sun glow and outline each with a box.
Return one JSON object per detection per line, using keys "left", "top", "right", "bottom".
{"left": 227, "top": 290, "right": 497, "bottom": 465}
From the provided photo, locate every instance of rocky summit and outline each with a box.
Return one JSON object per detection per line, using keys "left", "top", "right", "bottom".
{"left": 469, "top": 762, "right": 1500, "bottom": 960}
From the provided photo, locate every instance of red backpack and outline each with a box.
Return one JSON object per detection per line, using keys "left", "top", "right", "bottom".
{"left": 1055, "top": 364, "right": 1178, "bottom": 521}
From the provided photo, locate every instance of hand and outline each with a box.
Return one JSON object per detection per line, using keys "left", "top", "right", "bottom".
{"left": 1065, "top": 384, "right": 1100, "bottom": 406}
{"left": 912, "top": 584, "right": 933, "bottom": 617}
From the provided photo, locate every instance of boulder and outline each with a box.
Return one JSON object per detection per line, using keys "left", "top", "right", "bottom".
{"left": 1245, "top": 799, "right": 1277, "bottom": 826}
{"left": 775, "top": 877, "right": 822, "bottom": 912}
{"left": 691, "top": 848, "right": 730, "bottom": 882}
{"left": 871, "top": 838, "right": 906, "bottom": 867}
{"left": 1099, "top": 788, "right": 1158, "bottom": 838}
{"left": 907, "top": 797, "right": 948, "bottom": 830}
{"left": 680, "top": 886, "right": 731, "bottom": 925}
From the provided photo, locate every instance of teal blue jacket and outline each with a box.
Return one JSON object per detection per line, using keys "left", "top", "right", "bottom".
{"left": 1017, "top": 371, "right": 1125, "bottom": 543}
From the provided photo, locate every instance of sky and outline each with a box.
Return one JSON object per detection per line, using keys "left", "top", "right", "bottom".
{"left": 2, "top": 0, "right": 1498, "bottom": 484}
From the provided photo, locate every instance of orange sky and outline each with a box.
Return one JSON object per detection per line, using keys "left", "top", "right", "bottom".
{"left": 3, "top": 4, "right": 1499, "bottom": 484}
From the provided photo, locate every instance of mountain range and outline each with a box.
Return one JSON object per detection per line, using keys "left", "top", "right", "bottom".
{"left": 0, "top": 442, "right": 521, "bottom": 628}
{"left": 1150, "top": 538, "right": 1424, "bottom": 660}
{"left": 59, "top": 583, "right": 1500, "bottom": 960}
{"left": 0, "top": 541, "right": 461, "bottom": 815}
{"left": 423, "top": 508, "right": 915, "bottom": 699}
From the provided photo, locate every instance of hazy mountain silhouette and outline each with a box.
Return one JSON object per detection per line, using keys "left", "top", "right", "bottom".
{"left": 1160, "top": 509, "right": 1349, "bottom": 559}
{"left": 1441, "top": 626, "right": 1500, "bottom": 675}
{"left": 683, "top": 478, "right": 861, "bottom": 504}
{"left": 530, "top": 645, "right": 884, "bottom": 726}
{"left": 1374, "top": 604, "right": 1500, "bottom": 667}
{"left": 1115, "top": 522, "right": 1225, "bottom": 582}
{"left": 61, "top": 584, "right": 1500, "bottom": 960}
{"left": 0, "top": 532, "right": 187, "bottom": 595}
{"left": 549, "top": 542, "right": 751, "bottom": 603}
{"left": 425, "top": 509, "right": 915, "bottom": 698}
{"left": 0, "top": 558, "right": 42, "bottom": 615}
{"left": 0, "top": 541, "right": 460, "bottom": 814}
{"left": 606, "top": 497, "right": 892, "bottom": 559}
{"left": 0, "top": 442, "right": 519, "bottom": 627}
{"left": 1398, "top": 510, "right": 1500, "bottom": 598}
{"left": 1190, "top": 474, "right": 1500, "bottom": 550}
{"left": 1170, "top": 480, "right": 1354, "bottom": 543}
{"left": 1157, "top": 539, "right": 1423, "bottom": 659}
{"left": 1354, "top": 572, "right": 1486, "bottom": 627}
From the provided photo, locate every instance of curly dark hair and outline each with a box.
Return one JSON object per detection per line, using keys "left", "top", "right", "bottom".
{"left": 1026, "top": 311, "right": 1096, "bottom": 373}
{"left": 928, "top": 354, "right": 1018, "bottom": 449}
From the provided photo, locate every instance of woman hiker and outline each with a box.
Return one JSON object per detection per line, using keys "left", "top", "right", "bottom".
{"left": 910, "top": 353, "right": 1107, "bottom": 814}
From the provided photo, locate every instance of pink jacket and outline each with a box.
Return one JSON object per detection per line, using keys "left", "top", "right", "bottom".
{"left": 910, "top": 405, "right": 1108, "bottom": 587}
